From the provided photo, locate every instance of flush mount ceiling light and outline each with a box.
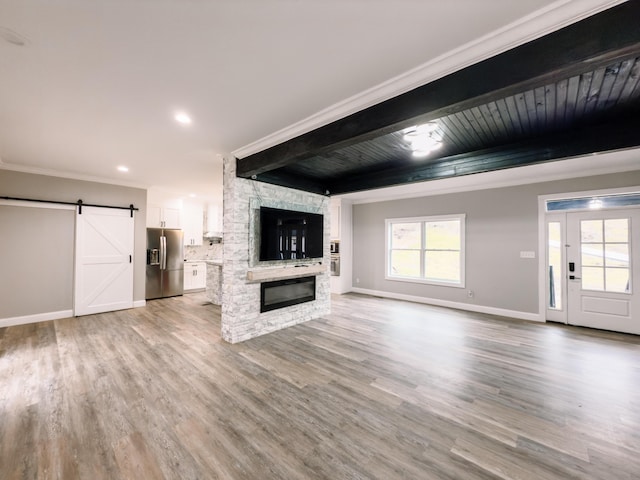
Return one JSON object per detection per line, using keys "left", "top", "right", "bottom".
{"left": 117, "top": 166, "right": 129, "bottom": 172}
{"left": 403, "top": 122, "right": 443, "bottom": 158}
{"left": 174, "top": 112, "right": 192, "bottom": 125}
{"left": 589, "top": 198, "right": 604, "bottom": 209}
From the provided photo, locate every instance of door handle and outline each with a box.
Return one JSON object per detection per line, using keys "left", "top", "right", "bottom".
{"left": 160, "top": 236, "right": 167, "bottom": 270}
{"left": 569, "top": 275, "right": 581, "bottom": 280}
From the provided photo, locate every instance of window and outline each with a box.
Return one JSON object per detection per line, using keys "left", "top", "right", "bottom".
{"left": 580, "top": 218, "right": 630, "bottom": 293}
{"left": 546, "top": 192, "right": 640, "bottom": 211}
{"left": 548, "top": 221, "right": 563, "bottom": 310}
{"left": 386, "top": 214, "right": 465, "bottom": 287}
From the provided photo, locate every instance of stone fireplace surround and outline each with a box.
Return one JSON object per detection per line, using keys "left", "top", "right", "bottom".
{"left": 221, "top": 156, "right": 331, "bottom": 343}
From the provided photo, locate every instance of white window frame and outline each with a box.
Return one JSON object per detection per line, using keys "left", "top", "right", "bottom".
{"left": 385, "top": 214, "right": 466, "bottom": 288}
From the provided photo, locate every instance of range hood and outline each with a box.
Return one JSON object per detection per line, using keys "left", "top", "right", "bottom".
{"left": 204, "top": 231, "right": 222, "bottom": 243}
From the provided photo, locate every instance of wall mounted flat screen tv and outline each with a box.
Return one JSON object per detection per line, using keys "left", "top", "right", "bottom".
{"left": 259, "top": 207, "right": 323, "bottom": 261}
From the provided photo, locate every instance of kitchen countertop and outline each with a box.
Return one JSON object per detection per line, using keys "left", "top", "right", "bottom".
{"left": 184, "top": 259, "right": 222, "bottom": 266}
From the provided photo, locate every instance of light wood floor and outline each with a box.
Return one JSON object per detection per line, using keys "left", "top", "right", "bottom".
{"left": 1, "top": 293, "right": 639, "bottom": 479}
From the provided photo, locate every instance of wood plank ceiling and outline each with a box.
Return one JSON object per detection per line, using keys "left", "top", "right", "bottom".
{"left": 236, "top": 1, "right": 640, "bottom": 195}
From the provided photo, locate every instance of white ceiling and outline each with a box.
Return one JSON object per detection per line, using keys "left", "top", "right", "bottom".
{"left": 0, "top": 0, "right": 627, "bottom": 203}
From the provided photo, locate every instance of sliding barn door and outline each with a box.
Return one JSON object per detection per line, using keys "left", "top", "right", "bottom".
{"left": 74, "top": 206, "right": 134, "bottom": 316}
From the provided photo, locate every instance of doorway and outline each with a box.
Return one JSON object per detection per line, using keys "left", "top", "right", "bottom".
{"left": 543, "top": 190, "right": 640, "bottom": 335}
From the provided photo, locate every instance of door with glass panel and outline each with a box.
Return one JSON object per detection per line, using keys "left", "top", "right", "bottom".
{"left": 565, "top": 209, "right": 640, "bottom": 334}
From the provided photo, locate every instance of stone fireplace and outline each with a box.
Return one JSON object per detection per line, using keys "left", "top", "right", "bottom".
{"left": 221, "top": 155, "right": 331, "bottom": 344}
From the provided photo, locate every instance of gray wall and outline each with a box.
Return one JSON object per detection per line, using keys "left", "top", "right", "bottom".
{"left": 352, "top": 170, "right": 640, "bottom": 314}
{"left": 0, "top": 170, "right": 147, "bottom": 319}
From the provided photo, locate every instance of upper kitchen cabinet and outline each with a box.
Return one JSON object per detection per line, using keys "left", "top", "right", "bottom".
{"left": 183, "top": 201, "right": 204, "bottom": 246}
{"left": 330, "top": 204, "right": 340, "bottom": 240}
{"left": 206, "top": 204, "right": 223, "bottom": 236}
{"left": 147, "top": 204, "right": 181, "bottom": 229}
{"left": 147, "top": 188, "right": 182, "bottom": 229}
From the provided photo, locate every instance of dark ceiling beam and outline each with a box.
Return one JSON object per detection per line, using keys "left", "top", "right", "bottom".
{"left": 326, "top": 116, "right": 640, "bottom": 195}
{"left": 251, "top": 169, "right": 327, "bottom": 196}
{"left": 237, "top": 1, "right": 640, "bottom": 179}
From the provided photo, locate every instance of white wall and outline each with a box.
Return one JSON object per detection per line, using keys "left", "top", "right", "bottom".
{"left": 351, "top": 170, "right": 640, "bottom": 318}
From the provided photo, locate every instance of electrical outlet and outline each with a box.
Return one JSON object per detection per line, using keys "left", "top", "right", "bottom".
{"left": 467, "top": 290, "right": 474, "bottom": 298}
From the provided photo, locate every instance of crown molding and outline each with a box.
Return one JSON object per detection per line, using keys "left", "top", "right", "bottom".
{"left": 233, "top": 0, "right": 625, "bottom": 159}
{"left": 0, "top": 162, "right": 149, "bottom": 190}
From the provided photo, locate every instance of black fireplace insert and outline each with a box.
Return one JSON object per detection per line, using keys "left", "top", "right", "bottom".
{"left": 260, "top": 276, "right": 316, "bottom": 312}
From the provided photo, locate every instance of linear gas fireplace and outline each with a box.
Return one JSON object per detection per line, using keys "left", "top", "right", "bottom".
{"left": 260, "top": 276, "right": 316, "bottom": 313}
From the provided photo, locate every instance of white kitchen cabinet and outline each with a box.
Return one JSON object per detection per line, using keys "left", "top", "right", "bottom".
{"left": 184, "top": 262, "right": 206, "bottom": 291}
{"left": 330, "top": 205, "right": 340, "bottom": 240}
{"left": 147, "top": 204, "right": 181, "bottom": 229}
{"left": 206, "top": 203, "right": 223, "bottom": 235}
{"left": 183, "top": 201, "right": 204, "bottom": 246}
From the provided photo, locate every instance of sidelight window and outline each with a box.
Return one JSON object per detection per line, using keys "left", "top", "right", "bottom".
{"left": 386, "top": 214, "right": 465, "bottom": 287}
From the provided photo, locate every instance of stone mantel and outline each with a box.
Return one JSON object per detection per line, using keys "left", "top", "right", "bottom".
{"left": 246, "top": 264, "right": 326, "bottom": 283}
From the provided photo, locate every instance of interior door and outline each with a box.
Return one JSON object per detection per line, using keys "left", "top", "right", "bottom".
{"left": 74, "top": 206, "right": 134, "bottom": 316}
{"left": 566, "top": 208, "right": 640, "bottom": 334}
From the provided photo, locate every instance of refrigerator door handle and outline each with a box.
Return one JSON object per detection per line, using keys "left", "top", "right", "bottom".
{"left": 160, "top": 236, "right": 167, "bottom": 270}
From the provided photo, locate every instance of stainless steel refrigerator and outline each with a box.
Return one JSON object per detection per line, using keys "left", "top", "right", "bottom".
{"left": 146, "top": 228, "right": 184, "bottom": 299}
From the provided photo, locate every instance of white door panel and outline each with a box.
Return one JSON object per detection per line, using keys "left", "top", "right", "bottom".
{"left": 566, "top": 209, "right": 640, "bottom": 335}
{"left": 75, "top": 206, "right": 134, "bottom": 316}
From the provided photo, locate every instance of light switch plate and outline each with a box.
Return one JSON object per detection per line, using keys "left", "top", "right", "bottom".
{"left": 520, "top": 251, "right": 536, "bottom": 259}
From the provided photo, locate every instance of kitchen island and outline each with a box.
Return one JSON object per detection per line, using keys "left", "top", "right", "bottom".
{"left": 205, "top": 260, "right": 222, "bottom": 305}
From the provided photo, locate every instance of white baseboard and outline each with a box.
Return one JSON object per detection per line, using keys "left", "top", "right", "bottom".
{"left": 0, "top": 309, "right": 74, "bottom": 329}
{"left": 1, "top": 300, "right": 146, "bottom": 329}
{"left": 350, "top": 287, "right": 543, "bottom": 323}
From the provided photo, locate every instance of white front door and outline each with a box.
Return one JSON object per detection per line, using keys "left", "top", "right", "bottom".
{"left": 74, "top": 206, "right": 134, "bottom": 316}
{"left": 566, "top": 208, "right": 640, "bottom": 334}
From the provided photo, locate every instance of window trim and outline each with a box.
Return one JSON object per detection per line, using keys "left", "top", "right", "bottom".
{"left": 385, "top": 214, "right": 466, "bottom": 288}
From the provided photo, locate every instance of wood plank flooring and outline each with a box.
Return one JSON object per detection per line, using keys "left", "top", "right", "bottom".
{"left": 1, "top": 293, "right": 640, "bottom": 479}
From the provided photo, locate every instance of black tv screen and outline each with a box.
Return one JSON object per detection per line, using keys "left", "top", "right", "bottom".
{"left": 259, "top": 207, "right": 324, "bottom": 261}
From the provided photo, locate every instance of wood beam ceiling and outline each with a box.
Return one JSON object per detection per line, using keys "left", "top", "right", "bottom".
{"left": 236, "top": 1, "right": 640, "bottom": 194}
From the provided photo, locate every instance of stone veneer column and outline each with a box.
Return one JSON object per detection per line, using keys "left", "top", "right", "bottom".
{"left": 221, "top": 155, "right": 331, "bottom": 343}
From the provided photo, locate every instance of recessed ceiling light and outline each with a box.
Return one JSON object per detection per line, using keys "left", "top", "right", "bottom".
{"left": 174, "top": 112, "right": 192, "bottom": 125}
{"left": 117, "top": 166, "right": 129, "bottom": 172}
{"left": 189, "top": 193, "right": 196, "bottom": 198}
